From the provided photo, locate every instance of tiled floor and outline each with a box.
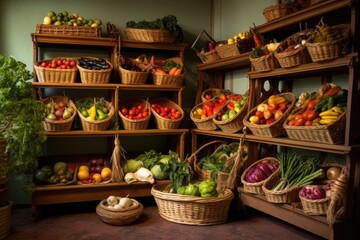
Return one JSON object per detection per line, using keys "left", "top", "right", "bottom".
{"left": 5, "top": 197, "right": 324, "bottom": 240}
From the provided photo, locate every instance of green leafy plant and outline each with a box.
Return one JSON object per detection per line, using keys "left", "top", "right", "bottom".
{"left": 0, "top": 54, "right": 47, "bottom": 191}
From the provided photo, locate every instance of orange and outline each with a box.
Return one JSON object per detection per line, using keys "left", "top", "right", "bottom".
{"left": 101, "top": 167, "right": 112, "bottom": 181}
{"left": 92, "top": 173, "right": 102, "bottom": 183}
{"left": 79, "top": 165, "right": 89, "bottom": 172}
{"left": 77, "top": 170, "right": 89, "bottom": 181}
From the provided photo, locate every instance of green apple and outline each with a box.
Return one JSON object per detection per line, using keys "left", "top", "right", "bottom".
{"left": 221, "top": 114, "right": 229, "bottom": 121}
{"left": 228, "top": 110, "right": 236, "bottom": 119}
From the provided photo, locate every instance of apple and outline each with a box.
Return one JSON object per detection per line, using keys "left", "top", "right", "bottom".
{"left": 97, "top": 159, "right": 104, "bottom": 166}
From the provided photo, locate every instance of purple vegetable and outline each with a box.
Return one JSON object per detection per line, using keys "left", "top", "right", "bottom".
{"left": 245, "top": 167, "right": 256, "bottom": 183}
{"left": 312, "top": 186, "right": 326, "bottom": 199}
{"left": 256, "top": 162, "right": 272, "bottom": 177}
{"left": 253, "top": 167, "right": 267, "bottom": 182}
{"left": 300, "top": 185, "right": 326, "bottom": 200}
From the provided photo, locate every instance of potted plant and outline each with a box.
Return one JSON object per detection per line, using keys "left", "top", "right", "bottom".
{"left": 0, "top": 54, "right": 47, "bottom": 191}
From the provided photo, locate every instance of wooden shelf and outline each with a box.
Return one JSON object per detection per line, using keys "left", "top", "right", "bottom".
{"left": 237, "top": 187, "right": 331, "bottom": 239}
{"left": 197, "top": 52, "right": 251, "bottom": 72}
{"left": 46, "top": 129, "right": 189, "bottom": 137}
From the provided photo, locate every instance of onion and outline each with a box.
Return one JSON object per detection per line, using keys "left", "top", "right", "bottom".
{"left": 327, "top": 167, "right": 341, "bottom": 180}
{"left": 256, "top": 162, "right": 272, "bottom": 177}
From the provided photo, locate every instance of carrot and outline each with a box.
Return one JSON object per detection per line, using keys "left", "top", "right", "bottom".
{"left": 149, "top": 55, "right": 155, "bottom": 65}
{"left": 174, "top": 68, "right": 182, "bottom": 76}
{"left": 322, "top": 86, "right": 341, "bottom": 97}
{"left": 168, "top": 67, "right": 178, "bottom": 76}
{"left": 155, "top": 67, "right": 167, "bottom": 74}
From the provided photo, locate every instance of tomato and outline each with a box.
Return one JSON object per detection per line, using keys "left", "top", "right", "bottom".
{"left": 295, "top": 117, "right": 306, "bottom": 126}
{"left": 307, "top": 99, "right": 321, "bottom": 110}
{"left": 137, "top": 113, "right": 143, "bottom": 119}
{"left": 288, "top": 119, "right": 296, "bottom": 126}
{"left": 202, "top": 103, "right": 213, "bottom": 113}
{"left": 60, "top": 64, "right": 67, "bottom": 69}
{"left": 306, "top": 110, "right": 318, "bottom": 121}
{"left": 163, "top": 107, "right": 169, "bottom": 113}
{"left": 175, "top": 112, "right": 182, "bottom": 119}
{"left": 142, "top": 111, "right": 149, "bottom": 118}
{"left": 305, "top": 120, "right": 313, "bottom": 126}
{"left": 205, "top": 94, "right": 212, "bottom": 100}
{"left": 69, "top": 60, "right": 76, "bottom": 67}
{"left": 255, "top": 111, "right": 264, "bottom": 119}
{"left": 220, "top": 93, "right": 227, "bottom": 103}
{"left": 137, "top": 105, "right": 143, "bottom": 111}
{"left": 121, "top": 108, "right": 128, "bottom": 115}
{"left": 278, "top": 103, "right": 287, "bottom": 112}
{"left": 226, "top": 101, "right": 234, "bottom": 110}
{"left": 170, "top": 108, "right": 176, "bottom": 113}
{"left": 268, "top": 103, "right": 279, "bottom": 110}
{"left": 40, "top": 61, "right": 47, "bottom": 68}
{"left": 51, "top": 63, "right": 57, "bottom": 68}
{"left": 129, "top": 109, "right": 135, "bottom": 116}
{"left": 266, "top": 117, "right": 276, "bottom": 124}
{"left": 294, "top": 114, "right": 303, "bottom": 121}
{"left": 56, "top": 59, "right": 63, "bottom": 66}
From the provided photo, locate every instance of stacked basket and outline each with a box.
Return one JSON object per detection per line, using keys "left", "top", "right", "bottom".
{"left": 34, "top": 58, "right": 78, "bottom": 83}
{"left": 119, "top": 98, "right": 151, "bottom": 130}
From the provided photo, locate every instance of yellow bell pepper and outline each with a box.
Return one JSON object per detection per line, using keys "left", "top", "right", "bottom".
{"left": 87, "top": 105, "right": 96, "bottom": 120}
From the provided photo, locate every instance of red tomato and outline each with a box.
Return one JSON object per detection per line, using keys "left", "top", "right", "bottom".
{"left": 56, "top": 59, "right": 63, "bottom": 66}
{"left": 288, "top": 119, "right": 296, "bottom": 126}
{"left": 278, "top": 103, "right": 287, "bottom": 112}
{"left": 220, "top": 93, "right": 227, "bottom": 103}
{"left": 60, "top": 64, "right": 67, "bottom": 69}
{"left": 305, "top": 120, "right": 313, "bottom": 126}
{"left": 205, "top": 94, "right": 212, "bottom": 100}
{"left": 137, "top": 113, "right": 143, "bottom": 119}
{"left": 137, "top": 105, "right": 143, "bottom": 111}
{"left": 69, "top": 60, "right": 76, "bottom": 67}
{"left": 255, "top": 111, "right": 264, "bottom": 119}
{"left": 121, "top": 108, "right": 128, "bottom": 115}
{"left": 305, "top": 110, "right": 318, "bottom": 121}
{"left": 129, "top": 109, "right": 135, "bottom": 116}
{"left": 307, "top": 99, "right": 321, "bottom": 110}
{"left": 295, "top": 117, "right": 306, "bottom": 126}
{"left": 40, "top": 61, "right": 47, "bottom": 68}
{"left": 51, "top": 63, "right": 57, "bottom": 68}
{"left": 175, "top": 112, "right": 182, "bottom": 119}
{"left": 268, "top": 103, "right": 279, "bottom": 110}
{"left": 171, "top": 108, "right": 176, "bottom": 113}
{"left": 143, "top": 111, "right": 149, "bottom": 118}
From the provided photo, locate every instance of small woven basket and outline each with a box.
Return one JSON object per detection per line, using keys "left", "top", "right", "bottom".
{"left": 191, "top": 30, "right": 220, "bottom": 63}
{"left": 119, "top": 98, "right": 151, "bottom": 130}
{"left": 305, "top": 24, "right": 350, "bottom": 63}
{"left": 151, "top": 182, "right": 234, "bottom": 225}
{"left": 190, "top": 99, "right": 222, "bottom": 130}
{"left": 284, "top": 109, "right": 346, "bottom": 144}
{"left": 152, "top": 57, "right": 185, "bottom": 87}
{"left": 96, "top": 198, "right": 144, "bottom": 225}
{"left": 77, "top": 98, "right": 115, "bottom": 131}
{"left": 263, "top": 2, "right": 294, "bottom": 22}
{"left": 124, "top": 28, "right": 176, "bottom": 43}
{"left": 36, "top": 24, "right": 101, "bottom": 37}
{"left": 243, "top": 92, "right": 295, "bottom": 138}
{"left": 213, "top": 98, "right": 248, "bottom": 134}
{"left": 300, "top": 191, "right": 330, "bottom": 215}
{"left": 249, "top": 52, "right": 278, "bottom": 72}
{"left": 42, "top": 96, "right": 77, "bottom": 132}
{"left": 119, "top": 65, "right": 149, "bottom": 85}
{"left": 262, "top": 171, "right": 301, "bottom": 203}
{"left": 34, "top": 58, "right": 78, "bottom": 83}
{"left": 201, "top": 88, "right": 232, "bottom": 102}
{"left": 240, "top": 157, "right": 279, "bottom": 195}
{"left": 77, "top": 57, "right": 113, "bottom": 84}
{"left": 216, "top": 43, "right": 240, "bottom": 59}
{"left": 150, "top": 97, "right": 184, "bottom": 129}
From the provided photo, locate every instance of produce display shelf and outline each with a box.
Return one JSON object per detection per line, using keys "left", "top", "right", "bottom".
{"left": 191, "top": 129, "right": 352, "bottom": 155}
{"left": 237, "top": 187, "right": 331, "bottom": 239}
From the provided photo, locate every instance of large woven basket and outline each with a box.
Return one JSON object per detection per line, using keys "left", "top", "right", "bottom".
{"left": 119, "top": 98, "right": 151, "bottom": 130}
{"left": 191, "top": 30, "right": 220, "bottom": 63}
{"left": 151, "top": 182, "right": 234, "bottom": 225}
{"left": 299, "top": 191, "right": 330, "bottom": 215}
{"left": 124, "top": 28, "right": 176, "bottom": 43}
{"left": 42, "top": 96, "right": 77, "bottom": 132}
{"left": 77, "top": 98, "right": 115, "bottom": 131}
{"left": 77, "top": 57, "right": 113, "bottom": 84}
{"left": 151, "top": 57, "right": 185, "bottom": 87}
{"left": 0, "top": 200, "right": 12, "bottom": 239}
{"left": 263, "top": 3, "right": 294, "bottom": 22}
{"left": 262, "top": 171, "right": 301, "bottom": 203}
{"left": 216, "top": 43, "right": 240, "bottom": 59}
{"left": 36, "top": 24, "right": 101, "bottom": 37}
{"left": 240, "top": 157, "right": 279, "bottom": 195}
{"left": 243, "top": 92, "right": 295, "bottom": 138}
{"left": 305, "top": 24, "right": 350, "bottom": 63}
{"left": 34, "top": 58, "right": 78, "bottom": 83}
{"left": 283, "top": 110, "right": 346, "bottom": 144}
{"left": 96, "top": 198, "right": 144, "bottom": 225}
{"left": 249, "top": 52, "right": 278, "bottom": 72}
{"left": 150, "top": 97, "right": 184, "bottom": 129}
{"left": 119, "top": 65, "right": 149, "bottom": 85}
{"left": 213, "top": 98, "right": 248, "bottom": 134}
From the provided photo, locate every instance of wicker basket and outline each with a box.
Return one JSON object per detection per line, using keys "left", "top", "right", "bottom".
{"left": 151, "top": 182, "right": 234, "bottom": 225}
{"left": 216, "top": 43, "right": 240, "bottom": 59}
{"left": 249, "top": 52, "right": 278, "bottom": 72}
{"left": 299, "top": 191, "right": 330, "bottom": 215}
{"left": 192, "top": 30, "right": 220, "bottom": 63}
{"left": 213, "top": 98, "right": 248, "bottom": 134}
{"left": 240, "top": 157, "right": 279, "bottom": 195}
{"left": 96, "top": 198, "right": 144, "bottom": 225}
{"left": 77, "top": 98, "right": 115, "bottom": 131}
{"left": 35, "top": 24, "right": 101, "bottom": 37}
{"left": 305, "top": 24, "right": 350, "bottom": 63}
{"left": 283, "top": 110, "right": 346, "bottom": 144}
{"left": 243, "top": 92, "right": 295, "bottom": 138}
{"left": 119, "top": 65, "right": 149, "bottom": 85}
{"left": 152, "top": 58, "right": 185, "bottom": 87}
{"left": 119, "top": 98, "right": 151, "bottom": 130}
{"left": 0, "top": 200, "right": 12, "bottom": 239}
{"left": 190, "top": 99, "right": 222, "bottom": 130}
{"left": 150, "top": 97, "right": 184, "bottom": 129}
{"left": 124, "top": 28, "right": 176, "bottom": 43}
{"left": 42, "top": 96, "right": 77, "bottom": 132}
{"left": 262, "top": 171, "right": 301, "bottom": 203}
{"left": 77, "top": 57, "right": 113, "bottom": 84}
{"left": 34, "top": 58, "right": 78, "bottom": 83}
{"left": 201, "top": 88, "right": 232, "bottom": 102}
{"left": 263, "top": 3, "right": 294, "bottom": 22}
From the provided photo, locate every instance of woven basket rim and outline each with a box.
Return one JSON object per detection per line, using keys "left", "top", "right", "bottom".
{"left": 77, "top": 57, "right": 113, "bottom": 73}
{"left": 150, "top": 97, "right": 184, "bottom": 123}
{"left": 299, "top": 194, "right": 330, "bottom": 203}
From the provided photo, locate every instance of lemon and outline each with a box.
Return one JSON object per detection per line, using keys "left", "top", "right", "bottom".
{"left": 77, "top": 170, "right": 89, "bottom": 181}
{"left": 54, "top": 21, "right": 62, "bottom": 26}
{"left": 91, "top": 22, "right": 98, "bottom": 27}
{"left": 94, "top": 19, "right": 102, "bottom": 26}
{"left": 43, "top": 16, "right": 52, "bottom": 25}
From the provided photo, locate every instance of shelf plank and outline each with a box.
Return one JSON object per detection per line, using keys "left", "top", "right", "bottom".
{"left": 46, "top": 129, "right": 189, "bottom": 137}
{"left": 237, "top": 187, "right": 331, "bottom": 239}
{"left": 191, "top": 128, "right": 352, "bottom": 154}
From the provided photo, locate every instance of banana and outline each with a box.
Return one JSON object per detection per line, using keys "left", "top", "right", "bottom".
{"left": 319, "top": 119, "right": 336, "bottom": 125}
{"left": 321, "top": 115, "right": 338, "bottom": 120}
{"left": 319, "top": 109, "right": 340, "bottom": 117}
{"left": 331, "top": 106, "right": 344, "bottom": 113}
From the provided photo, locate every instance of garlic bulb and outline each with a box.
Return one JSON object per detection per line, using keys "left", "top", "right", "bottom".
{"left": 134, "top": 167, "right": 155, "bottom": 184}
{"left": 106, "top": 195, "right": 118, "bottom": 206}
{"left": 124, "top": 172, "right": 137, "bottom": 184}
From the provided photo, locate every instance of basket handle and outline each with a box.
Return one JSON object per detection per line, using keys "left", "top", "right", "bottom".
{"left": 187, "top": 139, "right": 226, "bottom": 169}
{"left": 191, "top": 29, "right": 216, "bottom": 50}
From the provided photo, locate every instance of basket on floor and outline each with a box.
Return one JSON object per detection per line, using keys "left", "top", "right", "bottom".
{"left": 299, "top": 190, "right": 330, "bottom": 215}
{"left": 201, "top": 88, "right": 232, "bottom": 102}
{"left": 284, "top": 109, "right": 346, "bottom": 144}
{"left": 151, "top": 57, "right": 185, "bottom": 87}
{"left": 77, "top": 57, "right": 113, "bottom": 84}
{"left": 96, "top": 197, "right": 144, "bottom": 225}
{"left": 150, "top": 97, "right": 184, "bottom": 129}
{"left": 42, "top": 96, "right": 77, "bottom": 132}
{"left": 216, "top": 43, "right": 240, "bottom": 59}
{"left": 151, "top": 182, "right": 234, "bottom": 225}
{"left": 249, "top": 52, "right": 278, "bottom": 72}
{"left": 34, "top": 58, "right": 78, "bottom": 83}
{"left": 124, "top": 28, "right": 176, "bottom": 43}
{"left": 262, "top": 171, "right": 301, "bottom": 203}
{"left": 305, "top": 24, "right": 350, "bottom": 62}
{"left": 263, "top": 2, "right": 294, "bottom": 22}
{"left": 77, "top": 98, "right": 115, "bottom": 131}
{"left": 119, "top": 98, "right": 151, "bottom": 130}
{"left": 243, "top": 92, "right": 295, "bottom": 138}
{"left": 240, "top": 157, "right": 279, "bottom": 195}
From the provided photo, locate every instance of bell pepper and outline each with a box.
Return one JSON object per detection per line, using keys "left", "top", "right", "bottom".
{"left": 176, "top": 186, "right": 186, "bottom": 195}
{"left": 199, "top": 179, "right": 217, "bottom": 198}
{"left": 184, "top": 183, "right": 200, "bottom": 196}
